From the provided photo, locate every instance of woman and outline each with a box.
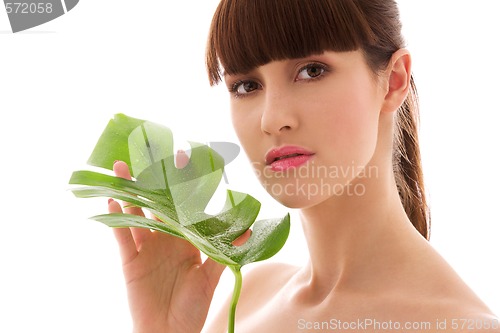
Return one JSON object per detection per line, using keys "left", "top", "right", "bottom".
{"left": 108, "top": 0, "right": 499, "bottom": 332}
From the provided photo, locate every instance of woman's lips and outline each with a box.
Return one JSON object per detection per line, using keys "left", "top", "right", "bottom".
{"left": 269, "top": 154, "right": 314, "bottom": 171}
{"left": 265, "top": 146, "right": 315, "bottom": 171}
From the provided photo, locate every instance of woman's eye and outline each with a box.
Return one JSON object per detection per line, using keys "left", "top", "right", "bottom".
{"left": 231, "top": 80, "right": 260, "bottom": 96}
{"left": 296, "top": 64, "right": 327, "bottom": 81}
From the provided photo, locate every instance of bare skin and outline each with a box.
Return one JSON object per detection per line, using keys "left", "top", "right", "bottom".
{"left": 109, "top": 50, "right": 499, "bottom": 332}
{"left": 204, "top": 50, "right": 499, "bottom": 332}
{"left": 207, "top": 259, "right": 498, "bottom": 333}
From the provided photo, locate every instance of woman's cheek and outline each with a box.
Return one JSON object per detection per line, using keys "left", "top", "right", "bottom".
{"left": 327, "top": 97, "right": 379, "bottom": 173}
{"left": 231, "top": 107, "right": 255, "bottom": 144}
{"left": 231, "top": 109, "right": 265, "bottom": 169}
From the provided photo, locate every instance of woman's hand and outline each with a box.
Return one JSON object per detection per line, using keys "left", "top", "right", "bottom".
{"left": 108, "top": 153, "right": 227, "bottom": 333}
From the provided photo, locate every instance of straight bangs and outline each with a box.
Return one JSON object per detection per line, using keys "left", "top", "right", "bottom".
{"left": 206, "top": 0, "right": 377, "bottom": 85}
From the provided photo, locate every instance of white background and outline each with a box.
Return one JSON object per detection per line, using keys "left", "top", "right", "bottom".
{"left": 0, "top": 1, "right": 498, "bottom": 332}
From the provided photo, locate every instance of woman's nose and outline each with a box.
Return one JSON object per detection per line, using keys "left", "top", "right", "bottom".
{"left": 260, "top": 89, "right": 299, "bottom": 135}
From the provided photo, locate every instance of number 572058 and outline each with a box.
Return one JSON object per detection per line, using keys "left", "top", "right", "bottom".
{"left": 5, "top": 2, "right": 53, "bottom": 14}
{"left": 451, "top": 318, "right": 499, "bottom": 330}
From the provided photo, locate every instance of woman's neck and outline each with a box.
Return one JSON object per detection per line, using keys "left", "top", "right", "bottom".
{"left": 294, "top": 160, "right": 426, "bottom": 304}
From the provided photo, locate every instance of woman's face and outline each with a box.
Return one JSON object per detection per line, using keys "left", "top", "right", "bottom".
{"left": 224, "top": 50, "right": 387, "bottom": 208}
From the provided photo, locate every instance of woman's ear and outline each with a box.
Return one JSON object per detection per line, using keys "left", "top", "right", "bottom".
{"left": 381, "top": 48, "right": 412, "bottom": 113}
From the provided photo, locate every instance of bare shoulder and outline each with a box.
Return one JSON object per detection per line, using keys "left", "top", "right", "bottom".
{"left": 203, "top": 262, "right": 299, "bottom": 333}
{"left": 438, "top": 312, "right": 500, "bottom": 333}
{"left": 238, "top": 261, "right": 300, "bottom": 307}
{"left": 242, "top": 261, "right": 299, "bottom": 290}
{"left": 366, "top": 291, "right": 499, "bottom": 333}
{"left": 438, "top": 296, "right": 500, "bottom": 332}
{"left": 372, "top": 242, "right": 500, "bottom": 332}
{"left": 398, "top": 288, "right": 500, "bottom": 333}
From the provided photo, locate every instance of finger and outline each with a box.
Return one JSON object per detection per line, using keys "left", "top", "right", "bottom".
{"left": 112, "top": 161, "right": 150, "bottom": 245}
{"left": 175, "top": 150, "right": 190, "bottom": 169}
{"left": 109, "top": 199, "right": 138, "bottom": 264}
{"left": 232, "top": 229, "right": 252, "bottom": 247}
{"left": 113, "top": 160, "right": 133, "bottom": 179}
{"left": 113, "top": 161, "right": 145, "bottom": 217}
{"left": 202, "top": 257, "right": 226, "bottom": 289}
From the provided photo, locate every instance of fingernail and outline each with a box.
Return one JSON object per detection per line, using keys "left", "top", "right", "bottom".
{"left": 113, "top": 160, "right": 119, "bottom": 165}
{"left": 177, "top": 149, "right": 185, "bottom": 154}
{"left": 108, "top": 198, "right": 113, "bottom": 204}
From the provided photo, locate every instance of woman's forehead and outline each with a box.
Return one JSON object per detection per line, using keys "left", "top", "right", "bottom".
{"left": 207, "top": 0, "right": 368, "bottom": 84}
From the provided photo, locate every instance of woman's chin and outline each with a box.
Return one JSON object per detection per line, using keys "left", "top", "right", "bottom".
{"left": 263, "top": 179, "right": 360, "bottom": 209}
{"left": 269, "top": 192, "right": 331, "bottom": 210}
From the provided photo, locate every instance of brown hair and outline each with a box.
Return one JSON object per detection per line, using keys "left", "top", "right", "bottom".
{"left": 206, "top": 0, "right": 430, "bottom": 239}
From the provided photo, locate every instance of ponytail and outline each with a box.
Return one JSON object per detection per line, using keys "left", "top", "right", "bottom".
{"left": 393, "top": 75, "right": 430, "bottom": 240}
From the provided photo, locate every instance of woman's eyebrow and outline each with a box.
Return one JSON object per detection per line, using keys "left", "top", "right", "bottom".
{"left": 223, "top": 70, "right": 246, "bottom": 79}
{"left": 223, "top": 66, "right": 261, "bottom": 78}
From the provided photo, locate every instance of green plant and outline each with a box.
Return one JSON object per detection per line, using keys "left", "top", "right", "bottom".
{"left": 69, "top": 113, "right": 290, "bottom": 333}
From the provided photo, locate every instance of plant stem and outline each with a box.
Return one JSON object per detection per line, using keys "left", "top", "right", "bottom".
{"left": 228, "top": 265, "right": 242, "bottom": 333}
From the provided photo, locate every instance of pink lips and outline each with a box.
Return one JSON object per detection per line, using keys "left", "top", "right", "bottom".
{"left": 265, "top": 146, "right": 315, "bottom": 171}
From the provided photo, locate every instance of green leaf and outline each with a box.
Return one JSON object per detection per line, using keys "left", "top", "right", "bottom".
{"left": 87, "top": 114, "right": 146, "bottom": 175}
{"left": 69, "top": 113, "right": 290, "bottom": 332}
{"left": 92, "top": 213, "right": 186, "bottom": 239}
